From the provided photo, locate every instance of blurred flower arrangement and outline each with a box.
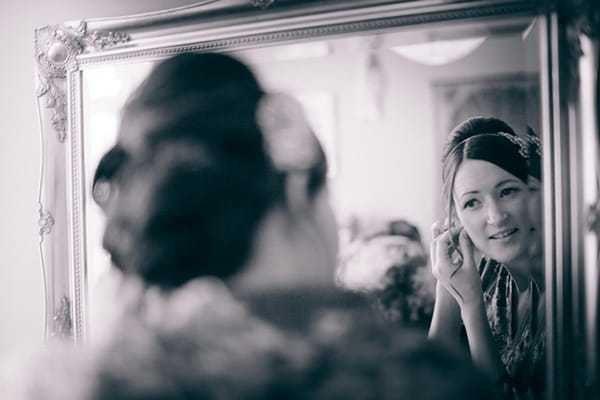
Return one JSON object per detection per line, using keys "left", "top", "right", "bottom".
{"left": 374, "top": 259, "right": 435, "bottom": 327}
{"left": 336, "top": 220, "right": 435, "bottom": 327}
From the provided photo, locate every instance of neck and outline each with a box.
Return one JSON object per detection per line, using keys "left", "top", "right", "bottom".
{"left": 228, "top": 206, "right": 335, "bottom": 296}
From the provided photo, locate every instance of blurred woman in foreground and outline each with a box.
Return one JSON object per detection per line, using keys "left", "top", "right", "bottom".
{"left": 22, "top": 53, "right": 492, "bottom": 400}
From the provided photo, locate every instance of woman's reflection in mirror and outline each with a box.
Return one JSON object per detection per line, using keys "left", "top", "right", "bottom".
{"left": 428, "top": 116, "right": 545, "bottom": 400}
{"left": 20, "top": 53, "right": 493, "bottom": 400}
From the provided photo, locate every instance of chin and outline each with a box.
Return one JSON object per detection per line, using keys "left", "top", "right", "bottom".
{"left": 484, "top": 229, "right": 527, "bottom": 262}
{"left": 487, "top": 245, "right": 526, "bottom": 265}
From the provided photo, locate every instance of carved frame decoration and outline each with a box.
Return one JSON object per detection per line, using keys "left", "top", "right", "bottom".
{"left": 35, "top": 21, "right": 130, "bottom": 341}
{"left": 34, "top": 1, "right": 598, "bottom": 398}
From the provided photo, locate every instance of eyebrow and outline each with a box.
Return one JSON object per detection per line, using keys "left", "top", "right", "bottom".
{"left": 456, "top": 179, "right": 521, "bottom": 199}
{"left": 495, "top": 178, "right": 520, "bottom": 187}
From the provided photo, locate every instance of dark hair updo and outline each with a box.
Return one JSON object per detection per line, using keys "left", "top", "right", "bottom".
{"left": 96, "top": 52, "right": 327, "bottom": 289}
{"left": 441, "top": 116, "right": 529, "bottom": 226}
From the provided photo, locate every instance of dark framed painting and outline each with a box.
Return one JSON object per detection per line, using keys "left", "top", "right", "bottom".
{"left": 433, "top": 72, "right": 540, "bottom": 141}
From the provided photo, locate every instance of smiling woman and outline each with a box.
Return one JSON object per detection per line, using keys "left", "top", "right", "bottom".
{"left": 429, "top": 116, "right": 545, "bottom": 400}
{"left": 454, "top": 160, "right": 531, "bottom": 267}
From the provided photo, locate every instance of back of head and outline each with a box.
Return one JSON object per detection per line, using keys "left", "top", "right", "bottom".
{"left": 97, "top": 52, "right": 327, "bottom": 288}
{"left": 121, "top": 52, "right": 265, "bottom": 148}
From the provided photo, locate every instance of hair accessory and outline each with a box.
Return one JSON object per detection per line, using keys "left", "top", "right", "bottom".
{"left": 525, "top": 128, "right": 542, "bottom": 158}
{"left": 92, "top": 179, "right": 112, "bottom": 207}
{"left": 445, "top": 131, "right": 531, "bottom": 162}
{"left": 256, "top": 93, "right": 320, "bottom": 172}
{"left": 92, "top": 145, "right": 128, "bottom": 209}
{"left": 496, "top": 131, "right": 530, "bottom": 159}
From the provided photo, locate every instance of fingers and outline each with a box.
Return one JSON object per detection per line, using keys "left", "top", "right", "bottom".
{"left": 432, "top": 219, "right": 462, "bottom": 243}
{"left": 431, "top": 220, "right": 444, "bottom": 239}
{"left": 430, "top": 240, "right": 436, "bottom": 269}
{"left": 430, "top": 220, "right": 443, "bottom": 273}
{"left": 431, "top": 220, "right": 475, "bottom": 281}
{"left": 431, "top": 218, "right": 448, "bottom": 239}
{"left": 457, "top": 229, "right": 475, "bottom": 270}
{"left": 432, "top": 230, "right": 456, "bottom": 279}
{"left": 430, "top": 225, "right": 484, "bottom": 307}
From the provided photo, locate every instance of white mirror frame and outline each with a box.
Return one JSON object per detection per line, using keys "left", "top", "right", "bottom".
{"left": 34, "top": 1, "right": 599, "bottom": 398}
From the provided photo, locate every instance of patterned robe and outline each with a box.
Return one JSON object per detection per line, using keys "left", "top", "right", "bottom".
{"left": 479, "top": 258, "right": 546, "bottom": 400}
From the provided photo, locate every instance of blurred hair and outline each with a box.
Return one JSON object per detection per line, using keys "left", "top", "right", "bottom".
{"left": 96, "top": 53, "right": 327, "bottom": 288}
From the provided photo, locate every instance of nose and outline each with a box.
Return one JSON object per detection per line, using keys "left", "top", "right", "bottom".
{"left": 485, "top": 200, "right": 508, "bottom": 225}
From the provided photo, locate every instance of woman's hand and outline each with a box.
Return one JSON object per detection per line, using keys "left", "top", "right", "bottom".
{"left": 430, "top": 223, "right": 483, "bottom": 309}
{"left": 429, "top": 222, "right": 505, "bottom": 381}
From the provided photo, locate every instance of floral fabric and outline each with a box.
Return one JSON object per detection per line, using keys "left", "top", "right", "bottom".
{"left": 479, "top": 258, "right": 546, "bottom": 400}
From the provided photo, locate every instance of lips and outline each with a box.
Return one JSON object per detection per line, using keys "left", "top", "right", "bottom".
{"left": 489, "top": 228, "right": 518, "bottom": 240}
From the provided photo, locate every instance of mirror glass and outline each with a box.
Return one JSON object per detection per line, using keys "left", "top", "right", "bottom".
{"left": 81, "top": 14, "right": 543, "bottom": 335}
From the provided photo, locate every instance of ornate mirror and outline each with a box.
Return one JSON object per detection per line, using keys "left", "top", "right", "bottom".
{"left": 34, "top": 1, "right": 599, "bottom": 398}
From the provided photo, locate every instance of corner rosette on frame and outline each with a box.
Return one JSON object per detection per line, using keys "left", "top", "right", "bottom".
{"left": 256, "top": 93, "right": 320, "bottom": 172}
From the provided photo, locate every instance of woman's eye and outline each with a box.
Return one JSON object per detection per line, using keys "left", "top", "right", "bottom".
{"left": 463, "top": 199, "right": 478, "bottom": 209}
{"left": 500, "top": 187, "right": 520, "bottom": 197}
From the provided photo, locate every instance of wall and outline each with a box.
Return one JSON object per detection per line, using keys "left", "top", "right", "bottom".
{"left": 0, "top": 0, "right": 196, "bottom": 370}
{"left": 251, "top": 32, "right": 537, "bottom": 244}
